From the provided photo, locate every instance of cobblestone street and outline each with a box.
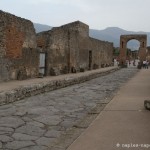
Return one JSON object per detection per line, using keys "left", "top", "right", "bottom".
{"left": 0, "top": 68, "right": 138, "bottom": 150}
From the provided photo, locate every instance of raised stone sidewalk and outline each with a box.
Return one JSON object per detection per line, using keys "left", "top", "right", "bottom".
{"left": 0, "top": 66, "right": 119, "bottom": 105}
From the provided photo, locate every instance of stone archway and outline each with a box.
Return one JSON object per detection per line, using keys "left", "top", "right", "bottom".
{"left": 119, "top": 34, "right": 147, "bottom": 64}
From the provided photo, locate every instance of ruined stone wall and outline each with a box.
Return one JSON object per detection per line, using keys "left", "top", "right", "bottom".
{"left": 37, "top": 21, "right": 88, "bottom": 75}
{"left": 104, "top": 42, "right": 113, "bottom": 65}
{"left": 37, "top": 21, "right": 113, "bottom": 75}
{"left": 49, "top": 21, "right": 89, "bottom": 74}
{"left": 0, "top": 10, "right": 38, "bottom": 82}
{"left": 88, "top": 38, "right": 113, "bottom": 67}
{"left": 62, "top": 21, "right": 90, "bottom": 71}
{"left": 37, "top": 28, "right": 70, "bottom": 75}
{"left": 68, "top": 29, "right": 80, "bottom": 72}
{"left": 78, "top": 37, "right": 113, "bottom": 70}
{"left": 60, "top": 21, "right": 89, "bottom": 37}
{"left": 48, "top": 28, "right": 70, "bottom": 75}
{"left": 63, "top": 21, "right": 90, "bottom": 71}
{"left": 37, "top": 31, "right": 50, "bottom": 50}
{"left": 78, "top": 36, "right": 90, "bottom": 70}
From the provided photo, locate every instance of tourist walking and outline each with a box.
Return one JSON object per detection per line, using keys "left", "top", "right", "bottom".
{"left": 143, "top": 60, "right": 147, "bottom": 69}
{"left": 146, "top": 61, "right": 149, "bottom": 69}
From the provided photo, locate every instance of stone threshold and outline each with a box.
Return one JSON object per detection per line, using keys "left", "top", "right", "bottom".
{"left": 0, "top": 66, "right": 119, "bottom": 106}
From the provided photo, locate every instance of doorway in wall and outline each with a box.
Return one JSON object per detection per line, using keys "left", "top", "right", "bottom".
{"left": 39, "top": 53, "right": 46, "bottom": 75}
{"left": 89, "top": 50, "right": 92, "bottom": 70}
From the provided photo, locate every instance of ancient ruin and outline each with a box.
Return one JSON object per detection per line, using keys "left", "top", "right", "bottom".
{"left": 0, "top": 10, "right": 38, "bottom": 82}
{"left": 0, "top": 10, "right": 113, "bottom": 82}
{"left": 37, "top": 21, "right": 113, "bottom": 76}
{"left": 119, "top": 34, "right": 147, "bottom": 64}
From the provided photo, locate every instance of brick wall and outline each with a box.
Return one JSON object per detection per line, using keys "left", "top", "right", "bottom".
{"left": 5, "top": 25, "right": 24, "bottom": 58}
{"left": 0, "top": 10, "right": 38, "bottom": 82}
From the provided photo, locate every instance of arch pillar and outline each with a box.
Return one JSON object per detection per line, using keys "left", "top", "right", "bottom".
{"left": 138, "top": 40, "right": 147, "bottom": 61}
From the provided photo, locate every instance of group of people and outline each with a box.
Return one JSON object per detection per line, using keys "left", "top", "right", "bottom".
{"left": 113, "top": 58, "right": 149, "bottom": 69}
{"left": 142, "top": 60, "right": 149, "bottom": 69}
{"left": 127, "top": 59, "right": 149, "bottom": 69}
{"left": 126, "top": 59, "right": 137, "bottom": 67}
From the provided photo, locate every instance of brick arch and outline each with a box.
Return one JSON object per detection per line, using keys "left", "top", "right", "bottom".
{"left": 119, "top": 34, "right": 147, "bottom": 64}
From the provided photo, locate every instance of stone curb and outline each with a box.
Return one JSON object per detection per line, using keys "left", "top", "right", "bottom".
{"left": 0, "top": 67, "right": 119, "bottom": 106}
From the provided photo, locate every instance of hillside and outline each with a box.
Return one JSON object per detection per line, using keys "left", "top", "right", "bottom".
{"left": 33, "top": 23, "right": 150, "bottom": 50}
{"left": 34, "top": 23, "right": 52, "bottom": 33}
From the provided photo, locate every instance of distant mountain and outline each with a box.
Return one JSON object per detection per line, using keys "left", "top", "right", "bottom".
{"left": 33, "top": 23, "right": 150, "bottom": 50}
{"left": 34, "top": 23, "right": 52, "bottom": 33}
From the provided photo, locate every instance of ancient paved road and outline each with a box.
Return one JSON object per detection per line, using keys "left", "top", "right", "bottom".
{"left": 0, "top": 68, "right": 138, "bottom": 150}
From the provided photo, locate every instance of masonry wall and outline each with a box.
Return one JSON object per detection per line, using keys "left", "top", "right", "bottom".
{"left": 67, "top": 22, "right": 89, "bottom": 72}
{"left": 37, "top": 21, "right": 113, "bottom": 76}
{"left": 78, "top": 35, "right": 89, "bottom": 70}
{"left": 0, "top": 10, "right": 38, "bottom": 82}
{"left": 37, "top": 21, "right": 88, "bottom": 75}
{"left": 37, "top": 28, "right": 70, "bottom": 75}
{"left": 78, "top": 36, "right": 113, "bottom": 70}
{"left": 62, "top": 21, "right": 113, "bottom": 71}
{"left": 91, "top": 38, "right": 113, "bottom": 67}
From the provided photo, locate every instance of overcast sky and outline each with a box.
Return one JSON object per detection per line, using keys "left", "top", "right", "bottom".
{"left": 1, "top": 0, "right": 150, "bottom": 32}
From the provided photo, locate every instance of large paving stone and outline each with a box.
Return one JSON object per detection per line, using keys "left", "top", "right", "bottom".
{"left": 0, "top": 141, "right": 2, "bottom": 148}
{"left": 15, "top": 125, "right": 45, "bottom": 137}
{"left": 12, "top": 133, "right": 39, "bottom": 141}
{"left": 27, "top": 107, "right": 53, "bottom": 115}
{"left": 0, "top": 131, "right": 13, "bottom": 135}
{"left": 20, "top": 145, "right": 49, "bottom": 150}
{"left": 5, "top": 141, "right": 35, "bottom": 149}
{"left": 0, "top": 127, "right": 14, "bottom": 132}
{"left": 34, "top": 116, "right": 62, "bottom": 126}
{"left": 36, "top": 137, "right": 55, "bottom": 147}
{"left": 0, "top": 117, "right": 24, "bottom": 128}
{"left": 0, "top": 104, "right": 13, "bottom": 110}
{"left": 60, "top": 120, "right": 76, "bottom": 129}
{"left": 26, "top": 121, "right": 45, "bottom": 128}
{"left": 0, "top": 135, "right": 13, "bottom": 142}
{"left": 22, "top": 117, "right": 33, "bottom": 122}
{"left": 45, "top": 130, "right": 62, "bottom": 138}
{"left": 0, "top": 107, "right": 16, "bottom": 117}
{"left": 14, "top": 108, "right": 27, "bottom": 116}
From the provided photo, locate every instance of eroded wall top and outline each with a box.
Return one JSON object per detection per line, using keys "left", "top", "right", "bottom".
{"left": 54, "top": 21, "right": 89, "bottom": 38}
{"left": 0, "top": 10, "right": 38, "bottom": 82}
{"left": 0, "top": 10, "right": 36, "bottom": 59}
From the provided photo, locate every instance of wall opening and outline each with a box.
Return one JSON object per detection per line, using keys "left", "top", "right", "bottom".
{"left": 122, "top": 41, "right": 124, "bottom": 48}
{"left": 143, "top": 42, "right": 145, "bottom": 48}
{"left": 127, "top": 39, "right": 140, "bottom": 60}
{"left": 39, "top": 52, "right": 46, "bottom": 75}
{"left": 89, "top": 50, "right": 92, "bottom": 70}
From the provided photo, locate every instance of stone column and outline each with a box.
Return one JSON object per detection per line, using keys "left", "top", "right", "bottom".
{"left": 138, "top": 40, "right": 147, "bottom": 61}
